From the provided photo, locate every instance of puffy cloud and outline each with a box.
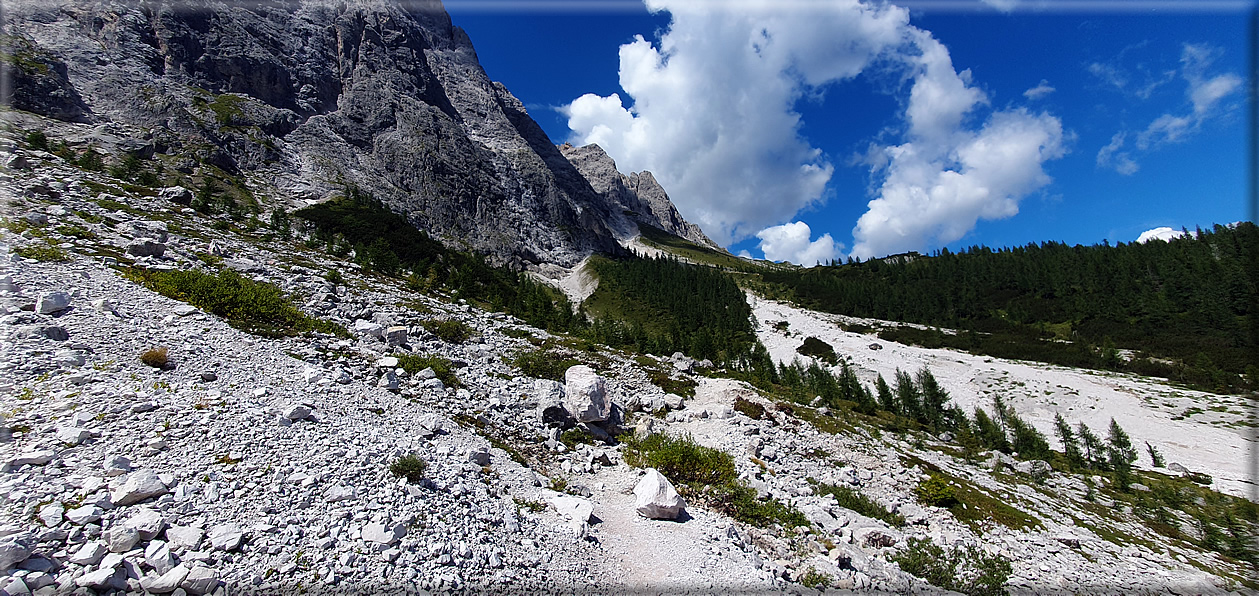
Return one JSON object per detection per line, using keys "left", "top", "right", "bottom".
{"left": 755, "top": 221, "right": 840, "bottom": 266}
{"left": 1136, "top": 227, "right": 1187, "bottom": 243}
{"left": 849, "top": 30, "right": 1064, "bottom": 259}
{"left": 1023, "top": 79, "right": 1055, "bottom": 100}
{"left": 567, "top": 0, "right": 1064, "bottom": 259}
{"left": 1096, "top": 132, "right": 1139, "bottom": 175}
{"left": 566, "top": 0, "right": 911, "bottom": 245}
{"left": 851, "top": 107, "right": 1064, "bottom": 259}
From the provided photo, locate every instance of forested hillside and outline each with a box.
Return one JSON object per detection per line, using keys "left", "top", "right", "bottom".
{"left": 761, "top": 223, "right": 1259, "bottom": 394}
{"left": 581, "top": 254, "right": 756, "bottom": 362}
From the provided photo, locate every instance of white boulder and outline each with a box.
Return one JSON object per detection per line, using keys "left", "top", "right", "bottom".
{"left": 633, "top": 468, "right": 686, "bottom": 520}
{"left": 563, "top": 365, "right": 610, "bottom": 423}
{"left": 111, "top": 469, "right": 169, "bottom": 505}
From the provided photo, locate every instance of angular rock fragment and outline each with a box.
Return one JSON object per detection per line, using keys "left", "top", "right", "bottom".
{"left": 564, "top": 365, "right": 610, "bottom": 423}
{"left": 633, "top": 468, "right": 686, "bottom": 520}
{"left": 111, "top": 469, "right": 169, "bottom": 506}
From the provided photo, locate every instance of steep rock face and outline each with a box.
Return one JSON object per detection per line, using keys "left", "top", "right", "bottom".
{"left": 3, "top": 0, "right": 623, "bottom": 267}
{"left": 560, "top": 143, "right": 718, "bottom": 250}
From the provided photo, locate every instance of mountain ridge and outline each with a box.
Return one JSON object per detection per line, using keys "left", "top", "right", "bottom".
{"left": 1, "top": 0, "right": 718, "bottom": 269}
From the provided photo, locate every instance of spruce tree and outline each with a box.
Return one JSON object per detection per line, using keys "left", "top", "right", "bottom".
{"left": 916, "top": 366, "right": 949, "bottom": 429}
{"left": 1054, "top": 413, "right": 1084, "bottom": 470}
{"left": 894, "top": 369, "right": 921, "bottom": 422}
{"left": 875, "top": 374, "right": 896, "bottom": 414}
{"left": 1076, "top": 422, "right": 1106, "bottom": 470}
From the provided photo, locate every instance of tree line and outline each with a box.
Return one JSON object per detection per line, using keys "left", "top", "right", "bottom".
{"left": 760, "top": 223, "right": 1259, "bottom": 394}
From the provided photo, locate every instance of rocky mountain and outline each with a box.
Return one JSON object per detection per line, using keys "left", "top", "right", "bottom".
{"left": 0, "top": 0, "right": 686, "bottom": 268}
{"left": 559, "top": 143, "right": 719, "bottom": 250}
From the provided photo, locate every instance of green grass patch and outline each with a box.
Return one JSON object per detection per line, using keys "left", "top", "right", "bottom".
{"left": 814, "top": 482, "right": 905, "bottom": 526}
{"left": 622, "top": 431, "right": 807, "bottom": 529}
{"left": 648, "top": 369, "right": 697, "bottom": 398}
{"left": 395, "top": 354, "right": 460, "bottom": 389}
{"left": 512, "top": 348, "right": 580, "bottom": 382}
{"left": 119, "top": 267, "right": 348, "bottom": 338}
{"left": 733, "top": 397, "right": 765, "bottom": 420}
{"left": 420, "top": 318, "right": 473, "bottom": 344}
{"left": 891, "top": 537, "right": 1012, "bottom": 596}
{"left": 14, "top": 240, "right": 69, "bottom": 262}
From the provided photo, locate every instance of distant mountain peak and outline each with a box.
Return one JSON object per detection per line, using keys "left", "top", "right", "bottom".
{"left": 559, "top": 142, "right": 720, "bottom": 251}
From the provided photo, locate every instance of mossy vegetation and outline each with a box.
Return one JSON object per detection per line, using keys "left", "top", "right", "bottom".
{"left": 813, "top": 481, "right": 905, "bottom": 526}
{"left": 621, "top": 431, "right": 807, "bottom": 529}
{"left": 388, "top": 454, "right": 426, "bottom": 483}
{"left": 395, "top": 354, "right": 460, "bottom": 389}
{"left": 511, "top": 348, "right": 580, "bottom": 382}
{"left": 120, "top": 267, "right": 348, "bottom": 338}
{"left": 891, "top": 537, "right": 1012, "bottom": 596}
{"left": 796, "top": 336, "right": 838, "bottom": 364}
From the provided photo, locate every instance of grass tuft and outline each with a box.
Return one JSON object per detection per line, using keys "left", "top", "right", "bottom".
{"left": 389, "top": 454, "right": 426, "bottom": 483}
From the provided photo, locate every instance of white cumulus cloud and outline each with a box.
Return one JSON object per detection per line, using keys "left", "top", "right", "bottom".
{"left": 566, "top": 0, "right": 911, "bottom": 245}
{"left": 849, "top": 30, "right": 1065, "bottom": 259}
{"left": 1136, "top": 227, "right": 1187, "bottom": 243}
{"left": 567, "top": 0, "right": 1064, "bottom": 259}
{"left": 755, "top": 221, "right": 840, "bottom": 267}
{"left": 1023, "top": 79, "right": 1055, "bottom": 100}
{"left": 1096, "top": 132, "right": 1139, "bottom": 175}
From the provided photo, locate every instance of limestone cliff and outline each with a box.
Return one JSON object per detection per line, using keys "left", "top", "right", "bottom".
{"left": 559, "top": 143, "right": 719, "bottom": 250}
{"left": 2, "top": 0, "right": 629, "bottom": 267}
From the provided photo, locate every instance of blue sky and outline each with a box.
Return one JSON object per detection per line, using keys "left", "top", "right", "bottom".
{"left": 451, "top": 1, "right": 1252, "bottom": 263}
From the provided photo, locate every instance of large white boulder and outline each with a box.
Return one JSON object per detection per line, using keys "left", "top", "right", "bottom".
{"left": 633, "top": 468, "right": 686, "bottom": 520}
{"left": 563, "top": 365, "right": 610, "bottom": 423}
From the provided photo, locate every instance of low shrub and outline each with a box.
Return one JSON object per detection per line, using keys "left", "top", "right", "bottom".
{"left": 733, "top": 396, "right": 765, "bottom": 420}
{"left": 14, "top": 241, "right": 69, "bottom": 262}
{"left": 560, "top": 427, "right": 599, "bottom": 449}
{"left": 916, "top": 474, "right": 960, "bottom": 507}
{"left": 395, "top": 354, "right": 460, "bottom": 389}
{"left": 512, "top": 348, "right": 579, "bottom": 382}
{"left": 420, "top": 318, "right": 473, "bottom": 344}
{"left": 120, "top": 267, "right": 348, "bottom": 338}
{"left": 796, "top": 336, "right": 838, "bottom": 365}
{"left": 799, "top": 567, "right": 831, "bottom": 590}
{"left": 140, "top": 347, "right": 169, "bottom": 369}
{"left": 649, "top": 370, "right": 697, "bottom": 398}
{"left": 621, "top": 431, "right": 808, "bottom": 529}
{"left": 389, "top": 454, "right": 426, "bottom": 483}
{"left": 816, "top": 482, "right": 905, "bottom": 526}
{"left": 891, "top": 537, "right": 1011, "bottom": 596}
{"left": 622, "top": 432, "right": 736, "bottom": 487}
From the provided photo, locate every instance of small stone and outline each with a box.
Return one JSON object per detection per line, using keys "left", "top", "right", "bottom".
{"left": 35, "top": 292, "right": 70, "bottom": 314}
{"left": 55, "top": 426, "right": 97, "bottom": 445}
{"left": 361, "top": 522, "right": 406, "bottom": 546}
{"left": 7, "top": 449, "right": 56, "bottom": 469}
{"left": 467, "top": 447, "right": 490, "bottom": 466}
{"left": 0, "top": 538, "right": 30, "bottom": 570}
{"left": 112, "top": 469, "right": 169, "bottom": 505}
{"left": 145, "top": 541, "right": 178, "bottom": 575}
{"left": 76, "top": 567, "right": 127, "bottom": 591}
{"left": 142, "top": 563, "right": 189, "bottom": 593}
{"left": 68, "top": 541, "right": 107, "bottom": 566}
{"left": 65, "top": 505, "right": 102, "bottom": 525}
{"left": 199, "top": 372, "right": 217, "bottom": 382}
{"left": 37, "top": 503, "right": 64, "bottom": 527}
{"left": 550, "top": 496, "right": 594, "bottom": 524}
{"left": 107, "top": 526, "right": 140, "bottom": 553}
{"left": 282, "top": 404, "right": 312, "bottom": 421}
{"left": 385, "top": 326, "right": 408, "bottom": 346}
{"left": 207, "top": 524, "right": 244, "bottom": 551}
{"left": 164, "top": 526, "right": 203, "bottom": 551}
{"left": 179, "top": 565, "right": 221, "bottom": 595}
{"left": 103, "top": 455, "right": 132, "bottom": 477}
{"left": 125, "top": 507, "right": 167, "bottom": 540}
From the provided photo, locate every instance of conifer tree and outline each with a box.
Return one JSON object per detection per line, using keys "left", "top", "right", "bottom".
{"left": 875, "top": 374, "right": 896, "bottom": 413}
{"left": 1054, "top": 413, "right": 1084, "bottom": 470}
{"left": 1076, "top": 422, "right": 1106, "bottom": 470}
{"left": 916, "top": 366, "right": 949, "bottom": 429}
{"left": 894, "top": 369, "right": 921, "bottom": 421}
